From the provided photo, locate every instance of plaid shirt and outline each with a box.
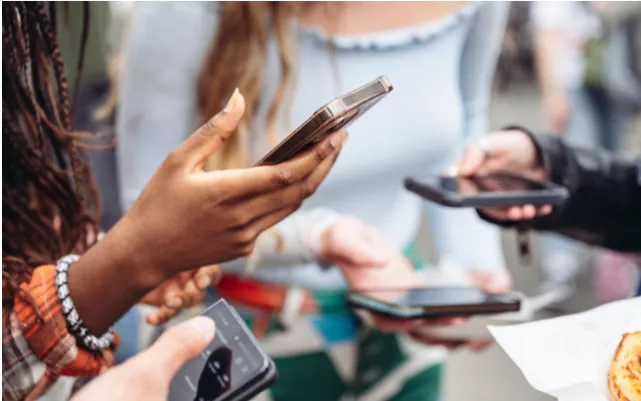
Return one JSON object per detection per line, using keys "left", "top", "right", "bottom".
{"left": 2, "top": 265, "right": 119, "bottom": 401}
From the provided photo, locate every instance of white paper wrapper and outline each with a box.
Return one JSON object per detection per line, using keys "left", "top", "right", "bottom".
{"left": 489, "top": 297, "right": 641, "bottom": 401}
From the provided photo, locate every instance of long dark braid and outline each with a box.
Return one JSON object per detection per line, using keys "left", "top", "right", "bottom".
{"left": 2, "top": 2, "right": 100, "bottom": 314}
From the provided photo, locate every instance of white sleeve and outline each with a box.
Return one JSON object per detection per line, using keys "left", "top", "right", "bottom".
{"left": 424, "top": 2, "right": 508, "bottom": 271}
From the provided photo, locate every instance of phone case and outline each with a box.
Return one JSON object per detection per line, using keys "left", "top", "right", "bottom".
{"left": 168, "top": 299, "right": 278, "bottom": 401}
{"left": 222, "top": 359, "right": 277, "bottom": 401}
{"left": 255, "top": 76, "right": 393, "bottom": 166}
{"left": 404, "top": 173, "right": 569, "bottom": 208}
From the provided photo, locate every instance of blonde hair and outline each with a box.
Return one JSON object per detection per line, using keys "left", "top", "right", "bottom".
{"left": 197, "top": 2, "right": 309, "bottom": 171}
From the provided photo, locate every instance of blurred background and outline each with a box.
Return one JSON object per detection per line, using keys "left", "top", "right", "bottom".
{"left": 59, "top": 2, "right": 640, "bottom": 400}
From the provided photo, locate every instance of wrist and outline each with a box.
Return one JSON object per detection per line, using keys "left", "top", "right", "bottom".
{"left": 500, "top": 125, "right": 546, "bottom": 178}
{"left": 66, "top": 216, "right": 168, "bottom": 334}
{"left": 308, "top": 212, "right": 341, "bottom": 267}
{"left": 110, "top": 214, "right": 170, "bottom": 292}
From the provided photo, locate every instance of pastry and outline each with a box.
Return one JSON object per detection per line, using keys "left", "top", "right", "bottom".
{"left": 609, "top": 331, "right": 641, "bottom": 401}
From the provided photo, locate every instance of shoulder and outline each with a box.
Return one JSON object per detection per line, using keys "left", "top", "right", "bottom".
{"left": 128, "top": 1, "right": 221, "bottom": 46}
{"left": 124, "top": 1, "right": 221, "bottom": 75}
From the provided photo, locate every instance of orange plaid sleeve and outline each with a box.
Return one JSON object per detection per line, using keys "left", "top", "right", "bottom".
{"left": 13, "top": 265, "right": 120, "bottom": 377}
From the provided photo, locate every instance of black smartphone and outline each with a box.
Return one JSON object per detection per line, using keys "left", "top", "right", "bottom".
{"left": 168, "top": 299, "right": 277, "bottom": 401}
{"left": 346, "top": 287, "right": 521, "bottom": 320}
{"left": 404, "top": 172, "right": 569, "bottom": 208}
{"left": 255, "top": 76, "right": 393, "bottom": 166}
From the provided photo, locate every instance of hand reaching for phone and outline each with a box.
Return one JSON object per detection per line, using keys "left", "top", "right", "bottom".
{"left": 454, "top": 129, "right": 552, "bottom": 221}
{"left": 319, "top": 217, "right": 465, "bottom": 331}
{"left": 318, "top": 216, "right": 512, "bottom": 347}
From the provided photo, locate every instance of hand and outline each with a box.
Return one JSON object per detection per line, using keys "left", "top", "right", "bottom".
{"left": 321, "top": 217, "right": 462, "bottom": 331}
{"left": 455, "top": 129, "right": 551, "bottom": 222}
{"left": 140, "top": 265, "right": 222, "bottom": 325}
{"left": 542, "top": 89, "right": 570, "bottom": 135}
{"left": 319, "top": 216, "right": 391, "bottom": 269}
{"left": 71, "top": 316, "right": 215, "bottom": 401}
{"left": 68, "top": 89, "right": 345, "bottom": 334}
{"left": 121, "top": 88, "right": 346, "bottom": 287}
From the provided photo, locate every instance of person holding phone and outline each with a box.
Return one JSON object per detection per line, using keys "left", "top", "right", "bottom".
{"left": 118, "top": 2, "right": 511, "bottom": 400}
{"left": 453, "top": 127, "right": 640, "bottom": 252}
{"left": 71, "top": 317, "right": 217, "bottom": 401}
{"left": 2, "top": 4, "right": 343, "bottom": 401}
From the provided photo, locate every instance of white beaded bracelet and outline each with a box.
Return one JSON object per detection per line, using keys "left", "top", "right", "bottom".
{"left": 56, "top": 254, "right": 115, "bottom": 351}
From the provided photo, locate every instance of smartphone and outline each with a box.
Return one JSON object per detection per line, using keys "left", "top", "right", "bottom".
{"left": 168, "top": 299, "right": 277, "bottom": 401}
{"left": 404, "top": 172, "right": 569, "bottom": 208}
{"left": 255, "top": 76, "right": 393, "bottom": 166}
{"left": 346, "top": 287, "right": 521, "bottom": 320}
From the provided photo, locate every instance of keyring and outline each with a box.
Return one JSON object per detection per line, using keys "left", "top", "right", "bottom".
{"left": 478, "top": 136, "right": 492, "bottom": 161}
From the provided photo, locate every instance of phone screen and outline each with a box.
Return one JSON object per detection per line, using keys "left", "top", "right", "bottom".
{"left": 438, "top": 174, "right": 548, "bottom": 195}
{"left": 168, "top": 301, "right": 269, "bottom": 401}
{"left": 351, "top": 287, "right": 516, "bottom": 308}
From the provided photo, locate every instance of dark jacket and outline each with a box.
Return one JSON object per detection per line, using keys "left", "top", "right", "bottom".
{"left": 485, "top": 131, "right": 641, "bottom": 252}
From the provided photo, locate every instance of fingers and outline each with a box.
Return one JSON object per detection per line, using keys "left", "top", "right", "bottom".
{"left": 225, "top": 136, "right": 344, "bottom": 231}
{"left": 457, "top": 143, "right": 487, "bottom": 177}
{"left": 194, "top": 265, "right": 222, "bottom": 289}
{"left": 479, "top": 203, "right": 553, "bottom": 222}
{"left": 213, "top": 131, "right": 346, "bottom": 200}
{"left": 144, "top": 316, "right": 215, "bottom": 379}
{"left": 375, "top": 316, "right": 466, "bottom": 333}
{"left": 170, "top": 89, "right": 245, "bottom": 172}
{"left": 408, "top": 331, "right": 468, "bottom": 349}
{"left": 469, "top": 270, "right": 512, "bottom": 294}
{"left": 146, "top": 306, "right": 180, "bottom": 325}
{"left": 328, "top": 217, "right": 391, "bottom": 267}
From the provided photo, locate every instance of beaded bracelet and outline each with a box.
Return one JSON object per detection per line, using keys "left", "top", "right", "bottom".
{"left": 55, "top": 254, "right": 115, "bottom": 351}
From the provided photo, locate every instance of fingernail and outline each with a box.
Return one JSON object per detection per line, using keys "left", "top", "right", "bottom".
{"left": 197, "top": 275, "right": 211, "bottom": 289}
{"left": 147, "top": 315, "right": 157, "bottom": 325}
{"left": 166, "top": 295, "right": 183, "bottom": 309}
{"left": 188, "top": 316, "right": 216, "bottom": 342}
{"left": 330, "top": 131, "right": 348, "bottom": 148}
{"left": 223, "top": 88, "right": 240, "bottom": 113}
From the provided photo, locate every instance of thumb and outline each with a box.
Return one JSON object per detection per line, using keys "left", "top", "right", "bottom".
{"left": 457, "top": 143, "right": 486, "bottom": 177}
{"left": 172, "top": 88, "right": 245, "bottom": 171}
{"left": 145, "top": 316, "right": 216, "bottom": 380}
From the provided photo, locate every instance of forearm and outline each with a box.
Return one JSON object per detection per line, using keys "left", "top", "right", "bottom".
{"left": 533, "top": 29, "right": 562, "bottom": 95}
{"left": 67, "top": 216, "right": 164, "bottom": 334}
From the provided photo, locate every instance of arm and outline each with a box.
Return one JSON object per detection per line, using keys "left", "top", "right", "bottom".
{"left": 518, "top": 133, "right": 641, "bottom": 251}
{"left": 425, "top": 1, "right": 509, "bottom": 271}
{"left": 531, "top": 2, "right": 566, "bottom": 98}
{"left": 530, "top": 2, "right": 571, "bottom": 134}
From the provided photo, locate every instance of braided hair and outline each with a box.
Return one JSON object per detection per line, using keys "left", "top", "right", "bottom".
{"left": 2, "top": 2, "right": 100, "bottom": 314}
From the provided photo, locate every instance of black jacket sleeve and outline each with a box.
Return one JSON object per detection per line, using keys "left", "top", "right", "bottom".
{"left": 483, "top": 130, "right": 641, "bottom": 252}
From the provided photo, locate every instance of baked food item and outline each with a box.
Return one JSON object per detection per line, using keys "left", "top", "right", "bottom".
{"left": 609, "top": 331, "right": 641, "bottom": 401}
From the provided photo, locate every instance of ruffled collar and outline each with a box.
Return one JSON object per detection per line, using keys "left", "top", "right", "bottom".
{"left": 298, "top": 1, "right": 482, "bottom": 50}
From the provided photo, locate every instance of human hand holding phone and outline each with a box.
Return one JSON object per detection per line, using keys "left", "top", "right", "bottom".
{"left": 453, "top": 129, "right": 553, "bottom": 221}
{"left": 71, "top": 317, "right": 216, "bottom": 401}
{"left": 319, "top": 217, "right": 465, "bottom": 332}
